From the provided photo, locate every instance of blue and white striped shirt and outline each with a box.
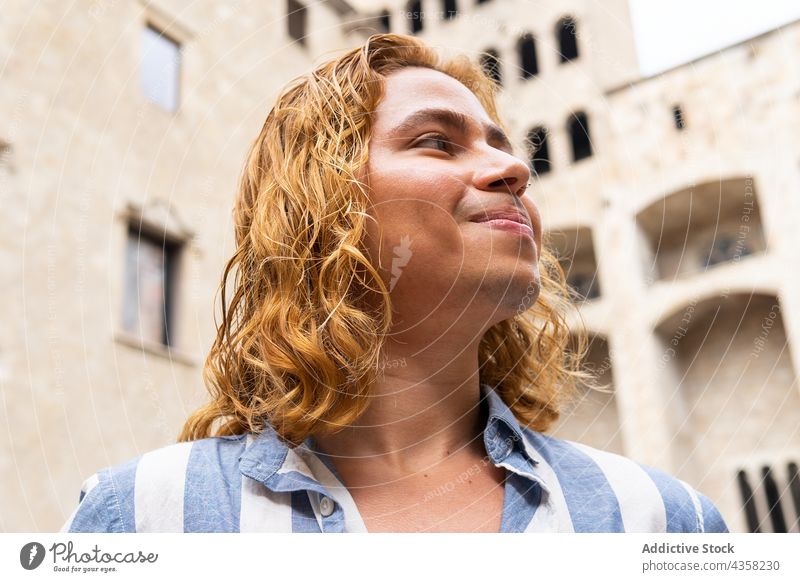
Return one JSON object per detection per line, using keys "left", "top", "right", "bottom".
{"left": 61, "top": 383, "right": 729, "bottom": 533}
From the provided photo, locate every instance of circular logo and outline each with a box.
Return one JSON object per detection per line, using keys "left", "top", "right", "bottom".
{"left": 20, "top": 542, "right": 46, "bottom": 570}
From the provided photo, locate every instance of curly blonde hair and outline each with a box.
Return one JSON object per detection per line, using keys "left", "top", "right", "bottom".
{"left": 178, "top": 33, "right": 588, "bottom": 446}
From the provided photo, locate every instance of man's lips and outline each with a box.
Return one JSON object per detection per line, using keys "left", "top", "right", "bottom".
{"left": 469, "top": 207, "right": 533, "bottom": 229}
{"left": 474, "top": 218, "right": 535, "bottom": 240}
{"left": 469, "top": 207, "right": 535, "bottom": 240}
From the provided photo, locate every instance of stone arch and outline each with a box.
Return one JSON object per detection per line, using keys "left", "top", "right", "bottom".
{"left": 550, "top": 335, "right": 623, "bottom": 455}
{"left": 556, "top": 15, "right": 579, "bottom": 62}
{"left": 545, "top": 226, "right": 601, "bottom": 302}
{"left": 635, "top": 176, "right": 767, "bottom": 283}
{"left": 654, "top": 292, "right": 800, "bottom": 532}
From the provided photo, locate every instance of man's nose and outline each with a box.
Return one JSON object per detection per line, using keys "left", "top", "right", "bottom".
{"left": 474, "top": 150, "right": 532, "bottom": 197}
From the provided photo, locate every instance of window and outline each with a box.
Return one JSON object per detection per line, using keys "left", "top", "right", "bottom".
{"left": 557, "top": 16, "right": 579, "bottom": 63}
{"left": 443, "top": 0, "right": 457, "bottom": 19}
{"left": 672, "top": 104, "right": 685, "bottom": 130}
{"left": 0, "top": 139, "right": 10, "bottom": 169}
{"left": 568, "top": 111, "right": 593, "bottom": 162}
{"left": 379, "top": 9, "right": 391, "bottom": 33}
{"left": 526, "top": 126, "right": 551, "bottom": 175}
{"left": 548, "top": 227, "right": 602, "bottom": 303}
{"left": 408, "top": 1, "right": 423, "bottom": 34}
{"left": 737, "top": 470, "right": 760, "bottom": 532}
{"left": 518, "top": 34, "right": 538, "bottom": 79}
{"left": 737, "top": 461, "right": 800, "bottom": 533}
{"left": 637, "top": 178, "right": 767, "bottom": 281}
{"left": 567, "top": 273, "right": 600, "bottom": 301}
{"left": 480, "top": 49, "right": 502, "bottom": 86}
{"left": 140, "top": 23, "right": 181, "bottom": 112}
{"left": 122, "top": 225, "right": 181, "bottom": 347}
{"left": 0, "top": 141, "right": 10, "bottom": 197}
{"left": 287, "top": 0, "right": 307, "bottom": 45}
{"left": 789, "top": 462, "right": 800, "bottom": 527}
{"left": 704, "top": 233, "right": 753, "bottom": 268}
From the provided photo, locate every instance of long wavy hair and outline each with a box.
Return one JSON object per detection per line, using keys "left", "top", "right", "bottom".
{"left": 178, "top": 33, "right": 589, "bottom": 446}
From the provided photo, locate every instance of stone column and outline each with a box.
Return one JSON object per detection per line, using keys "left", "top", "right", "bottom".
{"left": 593, "top": 188, "right": 680, "bottom": 471}
{"left": 749, "top": 158, "right": 800, "bottom": 391}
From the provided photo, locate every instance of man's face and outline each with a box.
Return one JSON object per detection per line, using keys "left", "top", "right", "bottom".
{"left": 359, "top": 66, "right": 542, "bottom": 330}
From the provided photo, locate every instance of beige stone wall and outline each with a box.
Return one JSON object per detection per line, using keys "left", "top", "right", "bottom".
{"left": 550, "top": 336, "right": 624, "bottom": 455}
{"left": 557, "top": 19, "right": 800, "bottom": 531}
{"left": 0, "top": 0, "right": 365, "bottom": 532}
{"left": 3, "top": 0, "right": 799, "bottom": 533}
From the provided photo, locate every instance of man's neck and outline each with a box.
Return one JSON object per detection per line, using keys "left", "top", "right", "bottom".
{"left": 311, "top": 339, "right": 489, "bottom": 479}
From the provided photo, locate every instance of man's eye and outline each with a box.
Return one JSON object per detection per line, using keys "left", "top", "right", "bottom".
{"left": 415, "top": 134, "right": 453, "bottom": 152}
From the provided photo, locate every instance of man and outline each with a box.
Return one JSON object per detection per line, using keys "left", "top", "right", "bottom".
{"left": 62, "top": 33, "right": 728, "bottom": 533}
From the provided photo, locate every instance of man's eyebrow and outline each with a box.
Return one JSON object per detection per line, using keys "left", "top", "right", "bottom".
{"left": 387, "top": 107, "right": 514, "bottom": 153}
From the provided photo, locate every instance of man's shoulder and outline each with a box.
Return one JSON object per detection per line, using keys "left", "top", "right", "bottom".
{"left": 519, "top": 428, "right": 647, "bottom": 478}
{"left": 64, "top": 435, "right": 251, "bottom": 533}
{"left": 103, "top": 434, "right": 250, "bottom": 489}
{"left": 519, "top": 429, "right": 728, "bottom": 532}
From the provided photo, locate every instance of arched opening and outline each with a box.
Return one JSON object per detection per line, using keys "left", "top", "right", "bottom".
{"left": 379, "top": 9, "right": 391, "bottom": 33}
{"left": 546, "top": 226, "right": 601, "bottom": 302}
{"left": 518, "top": 33, "right": 538, "bottom": 79}
{"left": 480, "top": 49, "right": 502, "bottom": 86}
{"left": 557, "top": 16, "right": 579, "bottom": 62}
{"left": 443, "top": 0, "right": 457, "bottom": 19}
{"left": 287, "top": 0, "right": 307, "bottom": 46}
{"left": 568, "top": 111, "right": 593, "bottom": 162}
{"left": 550, "top": 335, "right": 623, "bottom": 454}
{"left": 655, "top": 293, "right": 800, "bottom": 532}
{"left": 408, "top": 1, "right": 423, "bottom": 34}
{"left": 525, "top": 126, "right": 551, "bottom": 176}
{"left": 636, "top": 177, "right": 767, "bottom": 282}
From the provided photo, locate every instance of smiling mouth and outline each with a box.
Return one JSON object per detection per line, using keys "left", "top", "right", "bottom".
{"left": 473, "top": 219, "right": 534, "bottom": 241}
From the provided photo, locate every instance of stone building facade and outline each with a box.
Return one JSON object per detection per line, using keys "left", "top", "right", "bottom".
{"left": 2, "top": 0, "right": 798, "bottom": 533}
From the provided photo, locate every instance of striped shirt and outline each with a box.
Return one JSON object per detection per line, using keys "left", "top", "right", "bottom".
{"left": 61, "top": 382, "right": 729, "bottom": 533}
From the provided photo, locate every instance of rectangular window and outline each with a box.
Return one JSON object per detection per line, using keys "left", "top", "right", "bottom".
{"left": 141, "top": 23, "right": 181, "bottom": 112}
{"left": 737, "top": 461, "right": 800, "bottom": 533}
{"left": 287, "top": 0, "right": 307, "bottom": 46}
{"left": 672, "top": 104, "right": 685, "bottom": 130}
{"left": 0, "top": 140, "right": 10, "bottom": 178}
{"left": 0, "top": 142, "right": 10, "bottom": 214}
{"left": 122, "top": 226, "right": 180, "bottom": 346}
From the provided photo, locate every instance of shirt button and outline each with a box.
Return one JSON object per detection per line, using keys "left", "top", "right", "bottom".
{"left": 320, "top": 496, "right": 335, "bottom": 517}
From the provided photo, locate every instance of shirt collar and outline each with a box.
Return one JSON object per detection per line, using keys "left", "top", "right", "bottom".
{"left": 480, "top": 381, "right": 541, "bottom": 468}
{"left": 240, "top": 381, "right": 546, "bottom": 493}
